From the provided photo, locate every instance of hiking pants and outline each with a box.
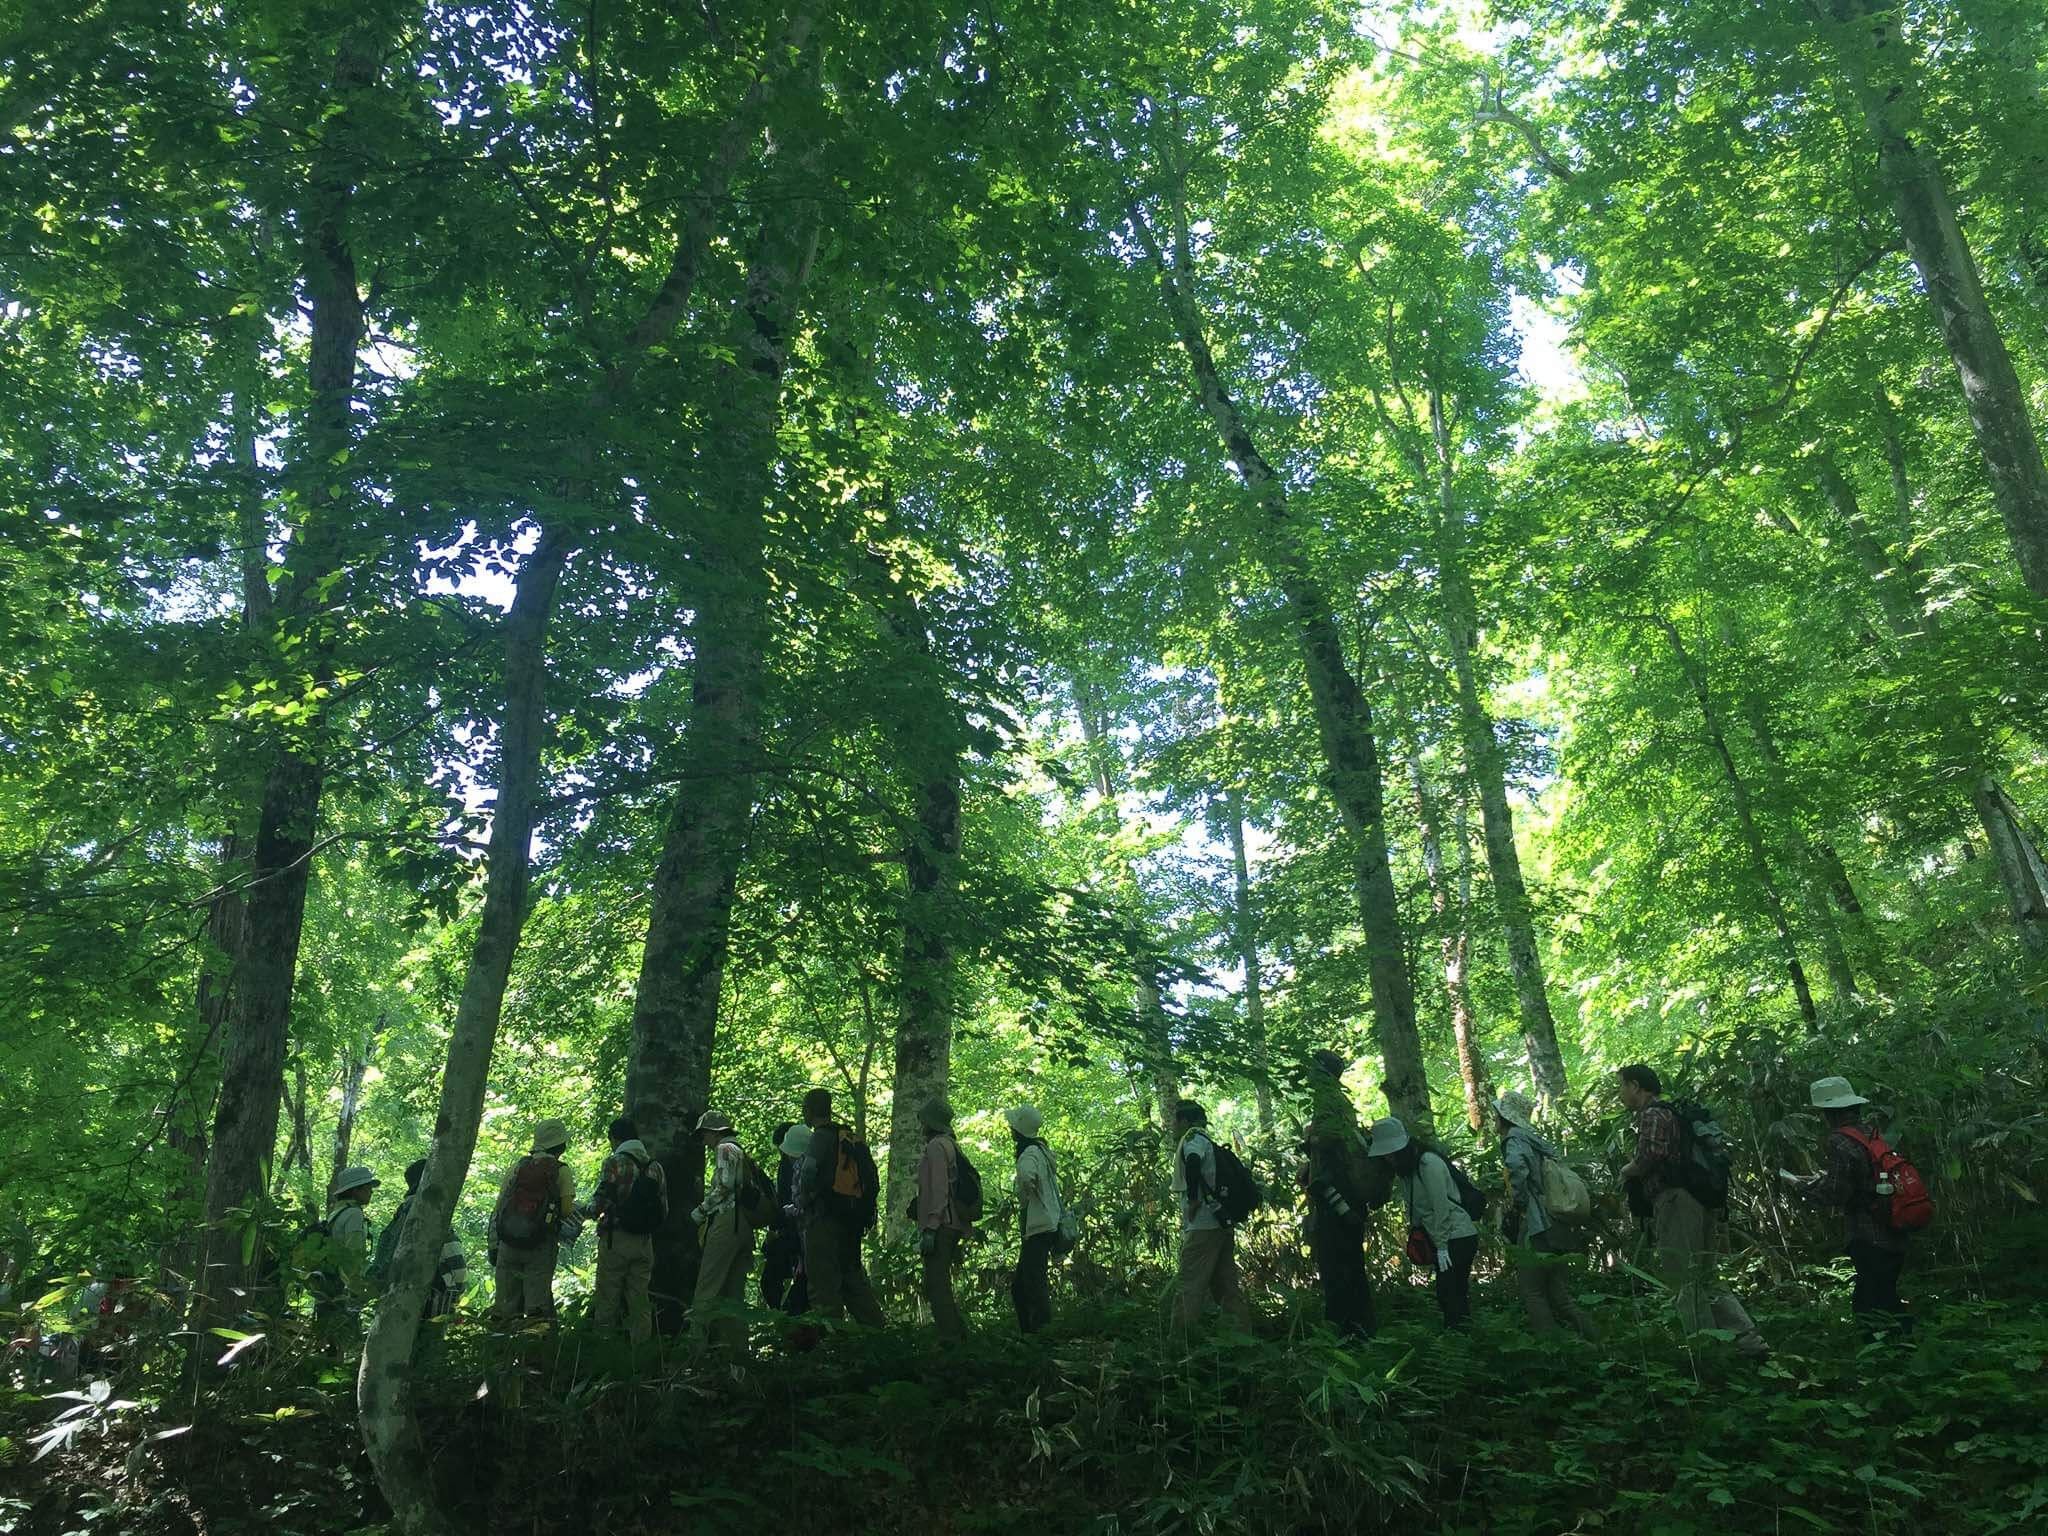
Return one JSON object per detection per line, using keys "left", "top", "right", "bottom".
{"left": 1512, "top": 1248, "right": 1596, "bottom": 1340}
{"left": 1309, "top": 1220, "right": 1376, "bottom": 1339}
{"left": 1847, "top": 1240, "right": 1912, "bottom": 1337}
{"left": 593, "top": 1229, "right": 655, "bottom": 1346}
{"left": 761, "top": 1225, "right": 806, "bottom": 1314}
{"left": 1013, "top": 1232, "right": 1055, "bottom": 1335}
{"left": 804, "top": 1212, "right": 886, "bottom": 1327}
{"left": 1652, "top": 1187, "right": 1766, "bottom": 1357}
{"left": 1175, "top": 1225, "right": 1249, "bottom": 1330}
{"left": 691, "top": 1211, "right": 755, "bottom": 1358}
{"left": 1436, "top": 1234, "right": 1479, "bottom": 1329}
{"left": 921, "top": 1228, "right": 966, "bottom": 1340}
{"left": 491, "top": 1241, "right": 557, "bottom": 1320}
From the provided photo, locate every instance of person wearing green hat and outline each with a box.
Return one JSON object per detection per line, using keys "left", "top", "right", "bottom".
{"left": 489, "top": 1117, "right": 577, "bottom": 1322}
{"left": 1303, "top": 1051, "right": 1379, "bottom": 1340}
{"left": 1494, "top": 1091, "right": 1596, "bottom": 1341}
{"left": 313, "top": 1165, "right": 380, "bottom": 1337}
{"left": 913, "top": 1098, "right": 975, "bottom": 1340}
{"left": 1786, "top": 1076, "right": 1917, "bottom": 1337}
{"left": 689, "top": 1110, "right": 756, "bottom": 1360}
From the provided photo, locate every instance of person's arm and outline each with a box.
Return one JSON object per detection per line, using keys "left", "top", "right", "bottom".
{"left": 1414, "top": 1157, "right": 1456, "bottom": 1266}
{"left": 1619, "top": 1105, "right": 1677, "bottom": 1183}
{"left": 1501, "top": 1136, "right": 1536, "bottom": 1241}
{"left": 1804, "top": 1131, "right": 1862, "bottom": 1210}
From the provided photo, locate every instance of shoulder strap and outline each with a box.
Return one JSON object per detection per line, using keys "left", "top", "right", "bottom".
{"left": 1834, "top": 1125, "right": 1884, "bottom": 1158}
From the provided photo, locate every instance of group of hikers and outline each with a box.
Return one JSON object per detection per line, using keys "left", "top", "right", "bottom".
{"left": 302, "top": 1057, "right": 1927, "bottom": 1356}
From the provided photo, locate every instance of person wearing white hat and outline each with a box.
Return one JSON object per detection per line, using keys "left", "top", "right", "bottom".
{"left": 1368, "top": 1117, "right": 1481, "bottom": 1329}
{"left": 1493, "top": 1092, "right": 1596, "bottom": 1341}
{"left": 591, "top": 1137, "right": 665, "bottom": 1348}
{"left": 759, "top": 1122, "right": 810, "bottom": 1315}
{"left": 489, "top": 1116, "right": 577, "bottom": 1322}
{"left": 1786, "top": 1077, "right": 1917, "bottom": 1337}
{"left": 1005, "top": 1104, "right": 1064, "bottom": 1334}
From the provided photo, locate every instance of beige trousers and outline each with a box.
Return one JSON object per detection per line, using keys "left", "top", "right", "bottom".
{"left": 1652, "top": 1187, "right": 1767, "bottom": 1357}
{"left": 592, "top": 1229, "right": 655, "bottom": 1346}
{"left": 1175, "top": 1225, "right": 1249, "bottom": 1330}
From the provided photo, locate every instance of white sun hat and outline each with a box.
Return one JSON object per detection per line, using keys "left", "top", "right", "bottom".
{"left": 1809, "top": 1076, "right": 1869, "bottom": 1110}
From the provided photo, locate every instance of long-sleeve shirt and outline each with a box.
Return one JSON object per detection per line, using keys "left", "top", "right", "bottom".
{"left": 1401, "top": 1152, "right": 1479, "bottom": 1247}
{"left": 1502, "top": 1127, "right": 1568, "bottom": 1251}
{"left": 917, "top": 1134, "right": 972, "bottom": 1233}
{"left": 696, "top": 1138, "right": 745, "bottom": 1228}
{"left": 799, "top": 1122, "right": 841, "bottom": 1216}
{"left": 1014, "top": 1141, "right": 1061, "bottom": 1239}
{"left": 1173, "top": 1130, "right": 1223, "bottom": 1232}
{"left": 1619, "top": 1101, "right": 1683, "bottom": 1201}
{"left": 492, "top": 1156, "right": 576, "bottom": 1245}
{"left": 1805, "top": 1124, "right": 1906, "bottom": 1252}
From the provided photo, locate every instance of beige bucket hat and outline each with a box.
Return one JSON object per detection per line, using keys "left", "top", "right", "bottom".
{"left": 530, "top": 1117, "right": 570, "bottom": 1153}
{"left": 1493, "top": 1091, "right": 1536, "bottom": 1130}
{"left": 1809, "top": 1076, "right": 1869, "bottom": 1110}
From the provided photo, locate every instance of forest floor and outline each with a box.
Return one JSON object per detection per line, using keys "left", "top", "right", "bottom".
{"left": 7, "top": 1224, "right": 2048, "bottom": 1536}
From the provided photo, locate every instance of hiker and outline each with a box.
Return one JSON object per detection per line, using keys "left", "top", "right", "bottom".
{"left": 913, "top": 1098, "right": 976, "bottom": 1340}
{"left": 370, "top": 1158, "right": 468, "bottom": 1318}
{"left": 1005, "top": 1104, "right": 1063, "bottom": 1335}
{"left": 1496, "top": 1093, "right": 1597, "bottom": 1341}
{"left": 592, "top": 1137, "right": 666, "bottom": 1347}
{"left": 1617, "top": 1065, "right": 1768, "bottom": 1359}
{"left": 1368, "top": 1118, "right": 1480, "bottom": 1328}
{"left": 761, "top": 1122, "right": 810, "bottom": 1315}
{"left": 1171, "top": 1100, "right": 1250, "bottom": 1331}
{"left": 315, "top": 1166, "right": 379, "bottom": 1336}
{"left": 1787, "top": 1076, "right": 1919, "bottom": 1337}
{"left": 579, "top": 1116, "right": 641, "bottom": 1230}
{"left": 688, "top": 1111, "right": 757, "bottom": 1357}
{"left": 490, "top": 1117, "right": 577, "bottom": 1322}
{"left": 1303, "top": 1049, "right": 1379, "bottom": 1339}
{"left": 797, "top": 1089, "right": 887, "bottom": 1327}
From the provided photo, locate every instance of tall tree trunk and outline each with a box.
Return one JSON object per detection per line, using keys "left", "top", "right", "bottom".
{"left": 1815, "top": 454, "right": 1929, "bottom": 639}
{"left": 1823, "top": 0, "right": 2048, "bottom": 599}
{"left": 622, "top": 147, "right": 823, "bottom": 1332}
{"left": 190, "top": 24, "right": 382, "bottom": 1345}
{"left": 358, "top": 531, "right": 570, "bottom": 1535}
{"left": 1410, "top": 746, "right": 1488, "bottom": 1133}
{"left": 1651, "top": 618, "right": 1820, "bottom": 1025}
{"left": 879, "top": 573, "right": 966, "bottom": 1239}
{"left": 1430, "top": 387, "right": 1568, "bottom": 1107}
{"left": 1974, "top": 776, "right": 2048, "bottom": 956}
{"left": 329, "top": 1012, "right": 383, "bottom": 1185}
{"left": 1223, "top": 789, "right": 1274, "bottom": 1135}
{"left": 1133, "top": 203, "right": 1430, "bottom": 1127}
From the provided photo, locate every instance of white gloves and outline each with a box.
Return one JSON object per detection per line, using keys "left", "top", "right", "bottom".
{"left": 1436, "top": 1245, "right": 1452, "bottom": 1273}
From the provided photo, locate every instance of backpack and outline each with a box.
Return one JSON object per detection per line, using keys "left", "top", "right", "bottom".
{"left": 1432, "top": 1151, "right": 1489, "bottom": 1222}
{"left": 496, "top": 1154, "right": 563, "bottom": 1249}
{"left": 291, "top": 1213, "right": 342, "bottom": 1303}
{"left": 949, "top": 1139, "right": 985, "bottom": 1224}
{"left": 1537, "top": 1149, "right": 1594, "bottom": 1225}
{"left": 1197, "top": 1135, "right": 1263, "bottom": 1226}
{"left": 1835, "top": 1127, "right": 1935, "bottom": 1233}
{"left": 738, "top": 1152, "right": 780, "bottom": 1228}
{"left": 1670, "top": 1100, "right": 1733, "bottom": 1211}
{"left": 828, "top": 1125, "right": 881, "bottom": 1231}
{"left": 614, "top": 1155, "right": 667, "bottom": 1236}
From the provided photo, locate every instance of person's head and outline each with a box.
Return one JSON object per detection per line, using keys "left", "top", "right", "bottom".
{"left": 530, "top": 1117, "right": 570, "bottom": 1157}
{"left": 1173, "top": 1100, "right": 1207, "bottom": 1133}
{"left": 778, "top": 1124, "right": 813, "bottom": 1162}
{"left": 771, "top": 1119, "right": 795, "bottom": 1156}
{"left": 1616, "top": 1065, "right": 1662, "bottom": 1112}
{"left": 918, "top": 1098, "right": 953, "bottom": 1136}
{"left": 615, "top": 1138, "right": 651, "bottom": 1166}
{"left": 331, "top": 1166, "right": 380, "bottom": 1206}
{"left": 1810, "top": 1075, "right": 1868, "bottom": 1129}
{"left": 1003, "top": 1104, "right": 1043, "bottom": 1147}
{"left": 1365, "top": 1116, "right": 1416, "bottom": 1172}
{"left": 695, "top": 1110, "right": 735, "bottom": 1146}
{"left": 802, "top": 1088, "right": 833, "bottom": 1128}
{"left": 1493, "top": 1091, "right": 1535, "bottom": 1142}
{"left": 608, "top": 1115, "right": 637, "bottom": 1151}
{"left": 403, "top": 1158, "right": 427, "bottom": 1194}
{"left": 1311, "top": 1048, "right": 1348, "bottom": 1079}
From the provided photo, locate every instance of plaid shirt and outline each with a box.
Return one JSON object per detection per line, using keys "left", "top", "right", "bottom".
{"left": 1811, "top": 1124, "right": 1907, "bottom": 1252}
{"left": 1621, "top": 1101, "right": 1683, "bottom": 1200}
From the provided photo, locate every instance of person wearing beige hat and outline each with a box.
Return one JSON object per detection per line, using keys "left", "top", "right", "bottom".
{"left": 489, "top": 1117, "right": 577, "bottom": 1322}
{"left": 590, "top": 1137, "right": 665, "bottom": 1348}
{"left": 1787, "top": 1077, "right": 1918, "bottom": 1337}
{"left": 688, "top": 1110, "right": 757, "bottom": 1359}
{"left": 1004, "top": 1105, "right": 1064, "bottom": 1334}
{"left": 1493, "top": 1092, "right": 1597, "bottom": 1342}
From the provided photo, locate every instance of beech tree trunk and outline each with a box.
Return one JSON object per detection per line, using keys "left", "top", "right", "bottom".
{"left": 1824, "top": 0, "right": 2048, "bottom": 599}
{"left": 623, "top": 149, "right": 823, "bottom": 1330}
{"left": 1223, "top": 789, "right": 1275, "bottom": 1134}
{"left": 189, "top": 24, "right": 382, "bottom": 1346}
{"left": 1134, "top": 203, "right": 1430, "bottom": 1128}
{"left": 329, "top": 1013, "right": 382, "bottom": 1185}
{"left": 1430, "top": 387, "right": 1568, "bottom": 1107}
{"left": 1410, "top": 747, "right": 1488, "bottom": 1133}
{"left": 1652, "top": 618, "right": 1820, "bottom": 1025}
{"left": 1974, "top": 776, "right": 2048, "bottom": 956}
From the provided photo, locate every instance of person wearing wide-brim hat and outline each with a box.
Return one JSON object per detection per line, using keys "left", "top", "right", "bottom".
{"left": 687, "top": 1109, "right": 758, "bottom": 1360}
{"left": 1004, "top": 1104, "right": 1064, "bottom": 1335}
{"left": 313, "top": 1166, "right": 380, "bottom": 1337}
{"left": 1368, "top": 1116, "right": 1481, "bottom": 1329}
{"left": 489, "top": 1116, "right": 578, "bottom": 1324}
{"left": 1304, "top": 1050, "right": 1379, "bottom": 1340}
{"left": 761, "top": 1123, "right": 812, "bottom": 1315}
{"left": 913, "top": 1098, "right": 973, "bottom": 1341}
{"left": 1492, "top": 1092, "right": 1597, "bottom": 1342}
{"left": 1788, "top": 1077, "right": 1916, "bottom": 1338}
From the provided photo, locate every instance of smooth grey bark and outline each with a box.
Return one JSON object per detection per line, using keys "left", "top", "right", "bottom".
{"left": 1822, "top": 0, "right": 2048, "bottom": 599}
{"left": 190, "top": 23, "right": 382, "bottom": 1347}
{"left": 1223, "top": 789, "right": 1274, "bottom": 1135}
{"left": 1132, "top": 201, "right": 1430, "bottom": 1127}
{"left": 1650, "top": 618, "right": 1820, "bottom": 1025}
{"left": 1429, "top": 387, "right": 1568, "bottom": 1107}
{"left": 328, "top": 1013, "right": 383, "bottom": 1186}
{"left": 1409, "top": 746, "right": 1488, "bottom": 1133}
{"left": 622, "top": 92, "right": 824, "bottom": 1329}
{"left": 1975, "top": 776, "right": 2048, "bottom": 956}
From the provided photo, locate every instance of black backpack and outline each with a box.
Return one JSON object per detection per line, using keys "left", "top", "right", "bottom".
{"left": 614, "top": 1156, "right": 667, "bottom": 1236}
{"left": 738, "top": 1153, "right": 780, "bottom": 1227}
{"left": 951, "top": 1141, "right": 985, "bottom": 1222}
{"left": 1204, "top": 1137, "right": 1264, "bottom": 1226}
{"left": 1671, "top": 1100, "right": 1733, "bottom": 1210}
{"left": 1437, "top": 1152, "right": 1489, "bottom": 1222}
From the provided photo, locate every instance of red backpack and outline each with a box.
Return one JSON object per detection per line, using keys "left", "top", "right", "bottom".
{"left": 496, "top": 1154, "right": 563, "bottom": 1249}
{"left": 1835, "top": 1127, "right": 1935, "bottom": 1233}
